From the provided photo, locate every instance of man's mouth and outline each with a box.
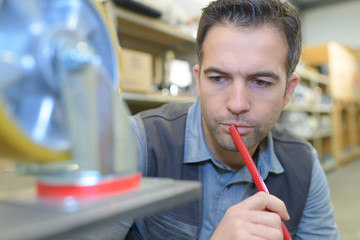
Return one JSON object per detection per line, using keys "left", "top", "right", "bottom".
{"left": 223, "top": 123, "right": 252, "bottom": 135}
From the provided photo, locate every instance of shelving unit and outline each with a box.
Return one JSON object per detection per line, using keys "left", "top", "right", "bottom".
{"left": 113, "top": 7, "right": 195, "bottom": 53}
{"left": 332, "top": 101, "right": 360, "bottom": 165}
{"left": 281, "top": 67, "right": 335, "bottom": 170}
{"left": 103, "top": 2, "right": 197, "bottom": 113}
{"left": 299, "top": 42, "right": 360, "bottom": 166}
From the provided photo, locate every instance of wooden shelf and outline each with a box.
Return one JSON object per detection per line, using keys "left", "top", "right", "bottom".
{"left": 103, "top": 3, "right": 198, "bottom": 113}
{"left": 332, "top": 100, "right": 360, "bottom": 165}
{"left": 299, "top": 43, "right": 360, "bottom": 166}
{"left": 113, "top": 7, "right": 195, "bottom": 52}
{"left": 297, "top": 69, "right": 330, "bottom": 85}
{"left": 121, "top": 92, "right": 196, "bottom": 114}
{"left": 281, "top": 60, "right": 335, "bottom": 169}
{"left": 122, "top": 92, "right": 196, "bottom": 104}
{"left": 302, "top": 42, "right": 360, "bottom": 102}
{"left": 284, "top": 103, "right": 332, "bottom": 113}
{"left": 303, "top": 130, "right": 332, "bottom": 141}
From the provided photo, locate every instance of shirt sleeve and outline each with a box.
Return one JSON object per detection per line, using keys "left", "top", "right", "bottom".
{"left": 294, "top": 147, "right": 340, "bottom": 240}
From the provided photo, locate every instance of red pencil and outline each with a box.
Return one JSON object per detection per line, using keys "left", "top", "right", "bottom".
{"left": 229, "top": 125, "right": 292, "bottom": 240}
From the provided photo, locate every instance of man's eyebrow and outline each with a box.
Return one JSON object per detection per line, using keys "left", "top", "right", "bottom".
{"left": 203, "top": 67, "right": 230, "bottom": 75}
{"left": 203, "top": 68, "right": 281, "bottom": 80}
{"left": 249, "top": 71, "right": 280, "bottom": 80}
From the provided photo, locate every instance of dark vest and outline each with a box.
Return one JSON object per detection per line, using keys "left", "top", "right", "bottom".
{"left": 126, "top": 102, "right": 314, "bottom": 239}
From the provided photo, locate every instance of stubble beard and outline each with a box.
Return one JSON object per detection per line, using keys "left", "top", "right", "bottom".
{"left": 202, "top": 111, "right": 267, "bottom": 153}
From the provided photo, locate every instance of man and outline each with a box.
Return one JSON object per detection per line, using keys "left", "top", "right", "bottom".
{"left": 126, "top": 0, "right": 339, "bottom": 239}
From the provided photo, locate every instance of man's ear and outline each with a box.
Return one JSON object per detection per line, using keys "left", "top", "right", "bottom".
{"left": 193, "top": 64, "right": 200, "bottom": 95}
{"left": 283, "top": 73, "right": 300, "bottom": 108}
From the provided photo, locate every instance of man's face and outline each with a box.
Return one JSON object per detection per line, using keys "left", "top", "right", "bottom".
{"left": 194, "top": 24, "right": 299, "bottom": 154}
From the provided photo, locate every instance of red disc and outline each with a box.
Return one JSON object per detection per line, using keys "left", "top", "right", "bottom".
{"left": 37, "top": 172, "right": 141, "bottom": 199}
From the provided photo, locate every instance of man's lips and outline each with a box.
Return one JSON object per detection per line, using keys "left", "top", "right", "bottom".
{"left": 223, "top": 123, "right": 252, "bottom": 135}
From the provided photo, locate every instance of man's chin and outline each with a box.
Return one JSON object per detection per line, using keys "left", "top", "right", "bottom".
{"left": 217, "top": 138, "right": 239, "bottom": 152}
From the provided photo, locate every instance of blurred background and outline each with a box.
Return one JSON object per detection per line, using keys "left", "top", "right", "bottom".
{"left": 1, "top": 0, "right": 359, "bottom": 239}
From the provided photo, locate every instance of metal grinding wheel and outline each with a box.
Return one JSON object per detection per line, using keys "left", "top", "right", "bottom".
{"left": 0, "top": 0, "right": 140, "bottom": 197}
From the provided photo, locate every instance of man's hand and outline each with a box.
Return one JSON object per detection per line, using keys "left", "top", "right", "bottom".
{"left": 210, "top": 192, "right": 290, "bottom": 240}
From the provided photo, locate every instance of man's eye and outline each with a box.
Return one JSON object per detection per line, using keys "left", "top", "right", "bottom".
{"left": 254, "top": 79, "right": 271, "bottom": 87}
{"left": 209, "top": 76, "right": 225, "bottom": 84}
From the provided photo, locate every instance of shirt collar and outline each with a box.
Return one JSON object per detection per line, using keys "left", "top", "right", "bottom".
{"left": 183, "top": 98, "right": 284, "bottom": 180}
{"left": 184, "top": 98, "right": 213, "bottom": 163}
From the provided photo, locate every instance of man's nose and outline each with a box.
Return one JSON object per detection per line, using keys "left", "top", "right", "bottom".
{"left": 225, "top": 81, "right": 251, "bottom": 115}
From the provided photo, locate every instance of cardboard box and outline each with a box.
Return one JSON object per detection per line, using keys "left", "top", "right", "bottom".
{"left": 120, "top": 48, "right": 153, "bottom": 93}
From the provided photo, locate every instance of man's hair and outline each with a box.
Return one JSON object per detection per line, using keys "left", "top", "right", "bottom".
{"left": 196, "top": 0, "right": 302, "bottom": 78}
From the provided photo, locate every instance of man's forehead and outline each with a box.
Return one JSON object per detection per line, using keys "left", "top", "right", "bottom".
{"left": 201, "top": 24, "right": 288, "bottom": 74}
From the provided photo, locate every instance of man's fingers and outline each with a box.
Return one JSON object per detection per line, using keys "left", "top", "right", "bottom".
{"left": 232, "top": 192, "right": 290, "bottom": 220}
{"left": 224, "top": 209, "right": 283, "bottom": 230}
{"left": 242, "top": 220, "right": 284, "bottom": 239}
{"left": 211, "top": 192, "right": 291, "bottom": 240}
{"left": 213, "top": 211, "right": 284, "bottom": 240}
{"left": 211, "top": 211, "right": 283, "bottom": 240}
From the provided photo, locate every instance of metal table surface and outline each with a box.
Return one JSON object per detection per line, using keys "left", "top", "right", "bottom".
{"left": 0, "top": 171, "right": 201, "bottom": 240}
